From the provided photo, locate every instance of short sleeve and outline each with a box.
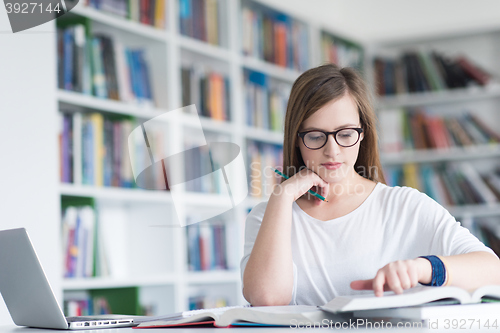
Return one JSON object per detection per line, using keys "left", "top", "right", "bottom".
{"left": 416, "top": 191, "right": 497, "bottom": 258}
{"left": 239, "top": 201, "right": 297, "bottom": 305}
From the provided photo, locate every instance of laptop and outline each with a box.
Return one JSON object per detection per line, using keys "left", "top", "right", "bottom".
{"left": 0, "top": 227, "right": 138, "bottom": 330}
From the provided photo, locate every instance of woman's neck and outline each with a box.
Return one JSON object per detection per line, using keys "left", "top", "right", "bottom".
{"left": 327, "top": 173, "right": 369, "bottom": 202}
{"left": 304, "top": 172, "right": 375, "bottom": 205}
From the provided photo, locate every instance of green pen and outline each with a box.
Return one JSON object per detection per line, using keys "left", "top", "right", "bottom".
{"left": 274, "top": 169, "right": 328, "bottom": 202}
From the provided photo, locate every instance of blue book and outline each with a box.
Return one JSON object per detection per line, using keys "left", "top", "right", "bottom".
{"left": 131, "top": 50, "right": 144, "bottom": 100}
{"left": 187, "top": 224, "right": 199, "bottom": 271}
{"left": 420, "top": 165, "right": 437, "bottom": 201}
{"left": 125, "top": 48, "right": 139, "bottom": 101}
{"left": 63, "top": 27, "right": 74, "bottom": 91}
{"left": 248, "top": 70, "right": 268, "bottom": 128}
{"left": 179, "top": 0, "right": 192, "bottom": 36}
{"left": 82, "top": 117, "right": 95, "bottom": 185}
{"left": 193, "top": 225, "right": 201, "bottom": 270}
{"left": 140, "top": 52, "right": 153, "bottom": 101}
{"left": 91, "top": 37, "right": 108, "bottom": 98}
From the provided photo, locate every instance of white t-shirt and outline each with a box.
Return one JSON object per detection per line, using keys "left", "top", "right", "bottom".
{"left": 240, "top": 183, "right": 497, "bottom": 306}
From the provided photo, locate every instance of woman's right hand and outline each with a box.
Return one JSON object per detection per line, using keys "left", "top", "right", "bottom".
{"left": 275, "top": 168, "right": 329, "bottom": 204}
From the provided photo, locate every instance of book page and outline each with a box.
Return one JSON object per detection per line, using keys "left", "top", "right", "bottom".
{"left": 471, "top": 285, "right": 500, "bottom": 303}
{"left": 321, "top": 286, "right": 472, "bottom": 313}
{"left": 217, "top": 305, "right": 325, "bottom": 327}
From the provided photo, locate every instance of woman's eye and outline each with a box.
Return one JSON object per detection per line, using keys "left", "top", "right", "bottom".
{"left": 339, "top": 133, "right": 352, "bottom": 138}
{"left": 309, "top": 136, "right": 322, "bottom": 141}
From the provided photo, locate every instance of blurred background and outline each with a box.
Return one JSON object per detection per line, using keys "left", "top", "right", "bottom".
{"left": 2, "top": 0, "right": 500, "bottom": 324}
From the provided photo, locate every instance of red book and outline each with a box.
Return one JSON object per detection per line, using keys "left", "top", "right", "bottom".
{"left": 456, "top": 56, "right": 491, "bottom": 85}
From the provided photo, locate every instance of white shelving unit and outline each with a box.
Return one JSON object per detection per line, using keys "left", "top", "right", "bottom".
{"left": 372, "top": 29, "right": 500, "bottom": 220}
{"left": 376, "top": 84, "right": 500, "bottom": 109}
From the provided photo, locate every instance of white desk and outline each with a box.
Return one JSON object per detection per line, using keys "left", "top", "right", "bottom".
{"left": 0, "top": 325, "right": 488, "bottom": 332}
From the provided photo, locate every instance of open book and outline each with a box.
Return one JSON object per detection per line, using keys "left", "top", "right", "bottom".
{"left": 136, "top": 305, "right": 342, "bottom": 328}
{"left": 137, "top": 285, "right": 500, "bottom": 328}
{"left": 352, "top": 302, "right": 500, "bottom": 321}
{"left": 320, "top": 285, "right": 500, "bottom": 314}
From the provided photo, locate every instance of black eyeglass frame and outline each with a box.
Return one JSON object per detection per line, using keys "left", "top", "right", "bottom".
{"left": 297, "top": 128, "right": 364, "bottom": 150}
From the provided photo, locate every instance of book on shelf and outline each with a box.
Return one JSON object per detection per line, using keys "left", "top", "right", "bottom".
{"left": 179, "top": 0, "right": 222, "bottom": 45}
{"left": 181, "top": 65, "right": 230, "bottom": 121}
{"left": 61, "top": 196, "right": 129, "bottom": 279}
{"left": 384, "top": 162, "right": 500, "bottom": 207}
{"left": 321, "top": 285, "right": 500, "bottom": 315}
{"left": 64, "top": 287, "right": 142, "bottom": 316}
{"left": 186, "top": 219, "right": 228, "bottom": 271}
{"left": 82, "top": 113, "right": 134, "bottom": 187}
{"left": 378, "top": 108, "right": 500, "bottom": 153}
{"left": 57, "top": 17, "right": 155, "bottom": 106}
{"left": 59, "top": 110, "right": 168, "bottom": 189}
{"left": 136, "top": 305, "right": 338, "bottom": 328}
{"left": 244, "top": 69, "right": 290, "bottom": 131}
{"left": 64, "top": 290, "right": 110, "bottom": 316}
{"left": 321, "top": 31, "right": 364, "bottom": 71}
{"left": 374, "top": 50, "right": 494, "bottom": 96}
{"left": 247, "top": 141, "right": 283, "bottom": 198}
{"left": 57, "top": 17, "right": 93, "bottom": 95}
{"left": 61, "top": 197, "right": 96, "bottom": 278}
{"left": 456, "top": 55, "right": 491, "bottom": 86}
{"left": 83, "top": 0, "right": 166, "bottom": 29}
{"left": 183, "top": 135, "right": 227, "bottom": 194}
{"left": 188, "top": 295, "right": 228, "bottom": 311}
{"left": 59, "top": 112, "right": 74, "bottom": 183}
{"left": 241, "top": 1, "right": 309, "bottom": 71}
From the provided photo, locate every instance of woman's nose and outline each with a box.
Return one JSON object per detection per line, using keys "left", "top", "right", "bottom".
{"left": 323, "top": 134, "right": 341, "bottom": 156}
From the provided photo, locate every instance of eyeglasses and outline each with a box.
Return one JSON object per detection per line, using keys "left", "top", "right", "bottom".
{"left": 297, "top": 128, "right": 363, "bottom": 150}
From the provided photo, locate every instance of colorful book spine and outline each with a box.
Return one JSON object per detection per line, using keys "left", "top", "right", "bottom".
{"left": 181, "top": 65, "right": 230, "bottom": 121}
{"left": 178, "top": 0, "right": 220, "bottom": 45}
{"left": 186, "top": 221, "right": 227, "bottom": 271}
{"left": 384, "top": 163, "right": 500, "bottom": 207}
{"left": 60, "top": 111, "right": 164, "bottom": 189}
{"left": 374, "top": 50, "right": 493, "bottom": 96}
{"left": 241, "top": 4, "right": 309, "bottom": 71}
{"left": 64, "top": 287, "right": 141, "bottom": 316}
{"left": 56, "top": 23, "right": 155, "bottom": 106}
{"left": 247, "top": 141, "right": 283, "bottom": 198}
{"left": 321, "top": 31, "right": 364, "bottom": 71}
{"left": 82, "top": 0, "right": 165, "bottom": 29}
{"left": 182, "top": 135, "right": 225, "bottom": 194}
{"left": 61, "top": 201, "right": 96, "bottom": 279}
{"left": 244, "top": 69, "right": 290, "bottom": 131}
{"left": 379, "top": 108, "right": 500, "bottom": 153}
{"left": 59, "top": 112, "right": 74, "bottom": 183}
{"left": 188, "top": 295, "right": 228, "bottom": 310}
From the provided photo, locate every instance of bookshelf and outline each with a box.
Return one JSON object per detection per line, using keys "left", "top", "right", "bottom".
{"left": 50, "top": 0, "right": 360, "bottom": 317}
{"left": 371, "top": 30, "right": 500, "bottom": 227}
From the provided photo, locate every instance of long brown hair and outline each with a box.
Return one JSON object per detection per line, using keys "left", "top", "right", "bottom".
{"left": 282, "top": 63, "right": 386, "bottom": 184}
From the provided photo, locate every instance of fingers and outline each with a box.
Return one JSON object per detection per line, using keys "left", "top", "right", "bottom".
{"left": 288, "top": 167, "right": 331, "bottom": 204}
{"left": 392, "top": 260, "right": 420, "bottom": 290}
{"left": 321, "top": 181, "right": 329, "bottom": 201}
{"left": 311, "top": 171, "right": 329, "bottom": 204}
{"left": 407, "top": 261, "right": 420, "bottom": 288}
{"left": 372, "top": 270, "right": 387, "bottom": 297}
{"left": 356, "top": 260, "right": 420, "bottom": 297}
{"left": 350, "top": 279, "right": 373, "bottom": 290}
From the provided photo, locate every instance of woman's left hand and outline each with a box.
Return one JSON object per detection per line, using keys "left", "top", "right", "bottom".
{"left": 350, "top": 258, "right": 432, "bottom": 297}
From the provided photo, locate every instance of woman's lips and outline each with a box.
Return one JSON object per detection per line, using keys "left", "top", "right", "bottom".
{"left": 321, "top": 163, "right": 342, "bottom": 170}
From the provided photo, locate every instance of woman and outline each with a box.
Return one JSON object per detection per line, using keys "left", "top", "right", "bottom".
{"left": 240, "top": 63, "right": 500, "bottom": 306}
